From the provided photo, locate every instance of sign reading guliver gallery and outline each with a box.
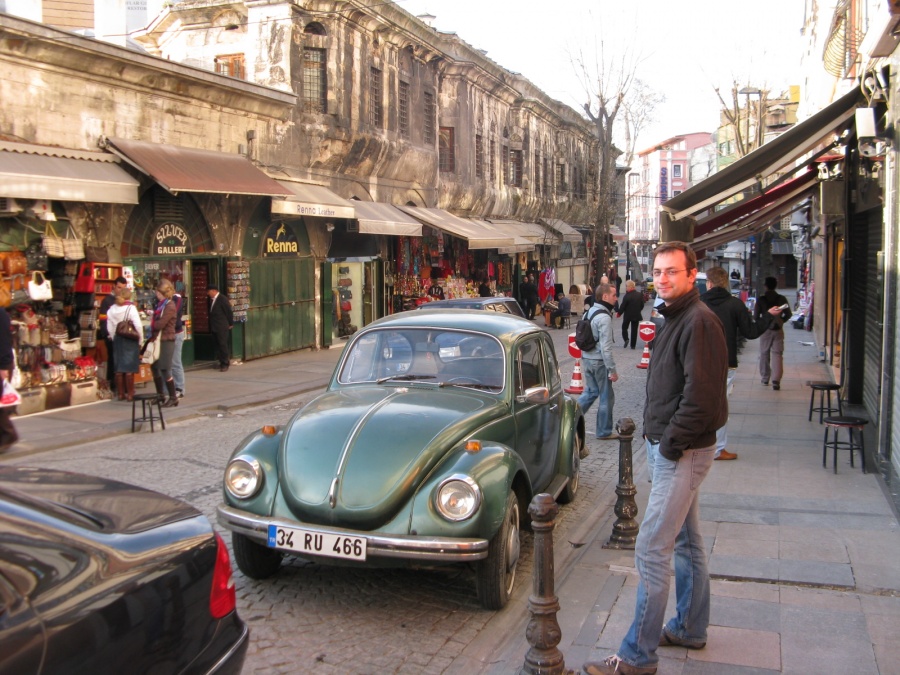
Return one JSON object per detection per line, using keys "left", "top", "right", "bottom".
{"left": 153, "top": 223, "right": 192, "bottom": 256}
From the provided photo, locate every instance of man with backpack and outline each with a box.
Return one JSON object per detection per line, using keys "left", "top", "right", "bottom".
{"left": 577, "top": 283, "right": 619, "bottom": 440}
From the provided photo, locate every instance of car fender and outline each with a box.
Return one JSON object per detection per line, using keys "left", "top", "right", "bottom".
{"left": 556, "top": 395, "right": 585, "bottom": 476}
{"left": 222, "top": 426, "right": 284, "bottom": 514}
{"left": 408, "top": 442, "right": 528, "bottom": 540}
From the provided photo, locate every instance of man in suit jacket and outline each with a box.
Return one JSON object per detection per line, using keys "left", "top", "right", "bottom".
{"left": 207, "top": 284, "right": 234, "bottom": 372}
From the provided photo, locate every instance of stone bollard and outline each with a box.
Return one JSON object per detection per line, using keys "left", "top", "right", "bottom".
{"left": 602, "top": 417, "right": 640, "bottom": 550}
{"left": 521, "top": 493, "right": 571, "bottom": 675}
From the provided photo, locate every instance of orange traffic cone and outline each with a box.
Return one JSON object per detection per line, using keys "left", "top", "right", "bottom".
{"left": 636, "top": 343, "right": 651, "bottom": 369}
{"left": 565, "top": 359, "right": 584, "bottom": 394}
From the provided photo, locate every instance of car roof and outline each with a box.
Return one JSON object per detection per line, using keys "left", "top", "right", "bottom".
{"left": 365, "top": 308, "right": 538, "bottom": 340}
{"left": 421, "top": 298, "right": 517, "bottom": 309}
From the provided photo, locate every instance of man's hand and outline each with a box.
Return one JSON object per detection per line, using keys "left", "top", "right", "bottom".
{"left": 767, "top": 306, "right": 782, "bottom": 316}
{"left": 609, "top": 373, "right": 619, "bottom": 383}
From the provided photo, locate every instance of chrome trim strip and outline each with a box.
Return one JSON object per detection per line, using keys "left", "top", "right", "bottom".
{"left": 216, "top": 504, "right": 489, "bottom": 562}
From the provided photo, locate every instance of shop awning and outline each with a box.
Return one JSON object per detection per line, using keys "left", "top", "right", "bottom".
{"left": 398, "top": 206, "right": 515, "bottom": 249}
{"left": 273, "top": 181, "right": 356, "bottom": 220}
{"left": 661, "top": 87, "right": 862, "bottom": 222}
{"left": 541, "top": 218, "right": 583, "bottom": 243}
{"left": 0, "top": 141, "right": 139, "bottom": 204}
{"left": 487, "top": 219, "right": 557, "bottom": 245}
{"left": 468, "top": 219, "right": 534, "bottom": 253}
{"left": 103, "top": 137, "right": 294, "bottom": 197}
{"left": 350, "top": 200, "right": 422, "bottom": 235}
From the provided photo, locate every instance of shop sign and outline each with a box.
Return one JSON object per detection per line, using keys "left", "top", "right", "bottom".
{"left": 152, "top": 223, "right": 192, "bottom": 256}
{"left": 271, "top": 199, "right": 355, "bottom": 220}
{"left": 262, "top": 222, "right": 302, "bottom": 257}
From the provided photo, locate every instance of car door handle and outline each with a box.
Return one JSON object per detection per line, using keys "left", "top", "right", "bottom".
{"left": 549, "top": 404, "right": 558, "bottom": 412}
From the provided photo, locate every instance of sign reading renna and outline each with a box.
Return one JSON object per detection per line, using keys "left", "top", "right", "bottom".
{"left": 263, "top": 222, "right": 302, "bottom": 257}
{"left": 153, "top": 223, "right": 192, "bottom": 256}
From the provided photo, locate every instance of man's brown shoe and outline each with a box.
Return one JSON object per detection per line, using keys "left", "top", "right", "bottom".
{"left": 659, "top": 627, "right": 706, "bottom": 649}
{"left": 583, "top": 655, "right": 657, "bottom": 675}
{"left": 715, "top": 449, "right": 738, "bottom": 461}
{"left": 597, "top": 433, "right": 619, "bottom": 441}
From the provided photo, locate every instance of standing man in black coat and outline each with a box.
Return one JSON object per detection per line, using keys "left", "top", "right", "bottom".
{"left": 616, "top": 280, "right": 645, "bottom": 349}
{"left": 519, "top": 274, "right": 540, "bottom": 320}
{"left": 701, "top": 266, "right": 781, "bottom": 460}
{"left": 207, "top": 284, "right": 234, "bottom": 372}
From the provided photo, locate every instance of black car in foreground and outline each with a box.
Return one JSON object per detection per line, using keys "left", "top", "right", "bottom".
{"left": 0, "top": 466, "right": 248, "bottom": 675}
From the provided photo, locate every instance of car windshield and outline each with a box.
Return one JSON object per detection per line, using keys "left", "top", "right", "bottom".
{"left": 338, "top": 328, "right": 505, "bottom": 392}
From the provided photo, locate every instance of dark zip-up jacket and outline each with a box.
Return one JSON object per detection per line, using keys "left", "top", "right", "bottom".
{"left": 701, "top": 286, "right": 770, "bottom": 368}
{"left": 754, "top": 290, "right": 792, "bottom": 329}
{"left": 644, "top": 288, "right": 728, "bottom": 461}
{"left": 616, "top": 289, "right": 645, "bottom": 322}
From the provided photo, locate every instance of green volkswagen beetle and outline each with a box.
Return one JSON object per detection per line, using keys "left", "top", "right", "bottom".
{"left": 217, "top": 309, "right": 586, "bottom": 609}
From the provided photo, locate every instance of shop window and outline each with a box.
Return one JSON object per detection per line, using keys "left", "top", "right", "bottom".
{"left": 510, "top": 149, "right": 523, "bottom": 187}
{"left": 423, "top": 92, "right": 436, "bottom": 145}
{"left": 399, "top": 81, "right": 410, "bottom": 139}
{"left": 475, "top": 134, "right": 484, "bottom": 178}
{"left": 302, "top": 48, "right": 327, "bottom": 113}
{"left": 439, "top": 127, "right": 455, "bottom": 173}
{"left": 559, "top": 242, "right": 573, "bottom": 259}
{"left": 215, "top": 54, "right": 244, "bottom": 79}
{"left": 369, "top": 67, "right": 383, "bottom": 128}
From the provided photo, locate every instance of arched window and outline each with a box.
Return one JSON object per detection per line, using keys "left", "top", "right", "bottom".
{"left": 304, "top": 22, "right": 326, "bottom": 35}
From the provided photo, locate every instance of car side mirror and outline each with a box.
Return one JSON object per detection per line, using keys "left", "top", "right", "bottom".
{"left": 522, "top": 386, "right": 550, "bottom": 405}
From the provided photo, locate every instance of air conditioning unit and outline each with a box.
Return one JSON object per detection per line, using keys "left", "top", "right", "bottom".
{"left": 0, "top": 197, "right": 23, "bottom": 215}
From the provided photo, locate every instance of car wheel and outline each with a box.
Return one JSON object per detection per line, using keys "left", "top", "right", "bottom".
{"left": 232, "top": 532, "right": 283, "bottom": 579}
{"left": 476, "top": 490, "right": 520, "bottom": 610}
{"left": 559, "top": 433, "right": 583, "bottom": 504}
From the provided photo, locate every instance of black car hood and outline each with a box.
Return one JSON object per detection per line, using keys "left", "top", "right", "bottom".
{"left": 0, "top": 466, "right": 200, "bottom": 535}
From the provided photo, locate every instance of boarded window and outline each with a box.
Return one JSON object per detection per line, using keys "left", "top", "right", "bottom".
{"left": 475, "top": 134, "right": 484, "bottom": 178}
{"left": 534, "top": 152, "right": 541, "bottom": 194}
{"left": 556, "top": 164, "right": 567, "bottom": 194}
{"left": 439, "top": 127, "right": 455, "bottom": 173}
{"left": 302, "top": 48, "right": 327, "bottom": 113}
{"left": 399, "top": 81, "right": 410, "bottom": 139}
{"left": 489, "top": 140, "right": 496, "bottom": 182}
{"left": 369, "top": 67, "right": 383, "bottom": 127}
{"left": 502, "top": 146, "right": 509, "bottom": 185}
{"left": 424, "top": 92, "right": 436, "bottom": 145}
{"left": 510, "top": 149, "right": 523, "bottom": 187}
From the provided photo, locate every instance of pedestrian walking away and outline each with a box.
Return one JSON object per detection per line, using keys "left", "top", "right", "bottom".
{"left": 584, "top": 242, "right": 727, "bottom": 675}
{"left": 520, "top": 274, "right": 540, "bottom": 320}
{"left": 754, "top": 276, "right": 792, "bottom": 390}
{"left": 616, "top": 279, "right": 645, "bottom": 349}
{"left": 700, "top": 266, "right": 781, "bottom": 460}
{"left": 208, "top": 284, "right": 234, "bottom": 372}
{"left": 0, "top": 306, "right": 18, "bottom": 453}
{"left": 576, "top": 283, "right": 619, "bottom": 440}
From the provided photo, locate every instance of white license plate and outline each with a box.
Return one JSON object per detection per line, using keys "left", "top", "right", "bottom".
{"left": 267, "top": 524, "right": 367, "bottom": 561}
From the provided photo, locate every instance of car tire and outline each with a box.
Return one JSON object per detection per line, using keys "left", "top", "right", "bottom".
{"left": 559, "top": 433, "right": 583, "bottom": 504}
{"left": 476, "top": 490, "right": 520, "bottom": 610}
{"left": 232, "top": 532, "right": 283, "bottom": 579}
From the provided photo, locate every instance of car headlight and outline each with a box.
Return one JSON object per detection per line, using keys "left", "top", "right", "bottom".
{"left": 225, "top": 457, "right": 263, "bottom": 499}
{"left": 435, "top": 476, "right": 482, "bottom": 522}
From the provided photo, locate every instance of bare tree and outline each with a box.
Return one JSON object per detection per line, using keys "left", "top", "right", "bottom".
{"left": 572, "top": 40, "right": 637, "bottom": 286}
{"left": 621, "top": 79, "right": 665, "bottom": 167}
{"left": 714, "top": 81, "right": 769, "bottom": 158}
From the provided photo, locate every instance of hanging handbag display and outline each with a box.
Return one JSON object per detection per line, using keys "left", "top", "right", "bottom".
{"left": 27, "top": 271, "right": 52, "bottom": 302}
{"left": 63, "top": 226, "right": 85, "bottom": 261}
{"left": 42, "top": 222, "right": 65, "bottom": 258}
{"left": 25, "top": 242, "right": 48, "bottom": 271}
{"left": 115, "top": 307, "right": 140, "bottom": 341}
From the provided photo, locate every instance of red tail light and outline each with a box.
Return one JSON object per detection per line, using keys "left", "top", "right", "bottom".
{"left": 209, "top": 532, "right": 237, "bottom": 619}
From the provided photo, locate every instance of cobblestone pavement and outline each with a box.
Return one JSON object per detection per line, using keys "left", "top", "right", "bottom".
{"left": 6, "top": 317, "right": 652, "bottom": 674}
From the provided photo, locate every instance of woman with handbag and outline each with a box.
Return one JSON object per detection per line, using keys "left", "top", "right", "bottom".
{"left": 106, "top": 288, "right": 143, "bottom": 401}
{"left": 148, "top": 279, "right": 179, "bottom": 407}
{"left": 0, "top": 306, "right": 18, "bottom": 453}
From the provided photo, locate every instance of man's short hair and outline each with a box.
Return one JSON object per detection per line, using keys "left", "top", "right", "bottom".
{"left": 596, "top": 283, "right": 613, "bottom": 299}
{"left": 115, "top": 276, "right": 127, "bottom": 285}
{"left": 653, "top": 241, "right": 697, "bottom": 271}
{"left": 765, "top": 276, "right": 778, "bottom": 290}
{"left": 706, "top": 267, "right": 729, "bottom": 288}
{"left": 625, "top": 279, "right": 636, "bottom": 290}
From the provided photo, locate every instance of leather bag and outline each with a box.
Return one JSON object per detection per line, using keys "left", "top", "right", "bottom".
{"left": 27, "top": 271, "right": 52, "bottom": 302}
{"left": 0, "top": 278, "right": 11, "bottom": 308}
{"left": 141, "top": 335, "right": 161, "bottom": 364}
{"left": 115, "top": 307, "right": 140, "bottom": 341}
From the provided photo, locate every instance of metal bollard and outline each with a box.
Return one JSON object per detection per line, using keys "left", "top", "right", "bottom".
{"left": 603, "top": 417, "right": 640, "bottom": 550}
{"left": 521, "top": 493, "right": 569, "bottom": 675}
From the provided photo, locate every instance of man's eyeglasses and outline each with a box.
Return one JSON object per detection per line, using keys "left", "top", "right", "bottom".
{"left": 651, "top": 268, "right": 688, "bottom": 279}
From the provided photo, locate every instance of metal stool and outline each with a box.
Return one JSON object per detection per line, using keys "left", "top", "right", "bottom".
{"left": 132, "top": 393, "right": 166, "bottom": 433}
{"left": 807, "top": 381, "right": 842, "bottom": 423}
{"left": 822, "top": 416, "right": 867, "bottom": 474}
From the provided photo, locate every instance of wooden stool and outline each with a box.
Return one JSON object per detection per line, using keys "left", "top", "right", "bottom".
{"left": 559, "top": 315, "right": 571, "bottom": 330}
{"left": 822, "top": 416, "right": 867, "bottom": 474}
{"left": 807, "top": 381, "right": 842, "bottom": 423}
{"left": 132, "top": 393, "right": 166, "bottom": 433}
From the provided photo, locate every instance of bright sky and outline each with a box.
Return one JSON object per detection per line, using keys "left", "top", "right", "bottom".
{"left": 396, "top": 0, "right": 806, "bottom": 151}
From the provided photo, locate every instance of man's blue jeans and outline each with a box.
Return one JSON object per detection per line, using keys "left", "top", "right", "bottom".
{"left": 714, "top": 368, "right": 736, "bottom": 457}
{"left": 172, "top": 331, "right": 186, "bottom": 394}
{"left": 576, "top": 358, "right": 614, "bottom": 437}
{"left": 617, "top": 440, "right": 715, "bottom": 668}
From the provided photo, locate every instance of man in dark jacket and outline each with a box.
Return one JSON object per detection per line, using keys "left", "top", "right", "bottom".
{"left": 701, "top": 266, "right": 779, "bottom": 461}
{"left": 519, "top": 274, "right": 540, "bottom": 319}
{"left": 754, "top": 276, "right": 792, "bottom": 390}
{"left": 616, "top": 279, "right": 645, "bottom": 349}
{"left": 207, "top": 285, "right": 234, "bottom": 372}
{"left": 585, "top": 242, "right": 727, "bottom": 675}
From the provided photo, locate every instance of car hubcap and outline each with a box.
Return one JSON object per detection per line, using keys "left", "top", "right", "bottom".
{"left": 505, "top": 502, "right": 520, "bottom": 592}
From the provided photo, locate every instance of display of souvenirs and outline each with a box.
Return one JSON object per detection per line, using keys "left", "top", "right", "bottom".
{"left": 226, "top": 260, "right": 251, "bottom": 322}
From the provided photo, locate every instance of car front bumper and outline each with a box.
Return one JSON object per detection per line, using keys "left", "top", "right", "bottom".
{"left": 217, "top": 504, "right": 489, "bottom": 563}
